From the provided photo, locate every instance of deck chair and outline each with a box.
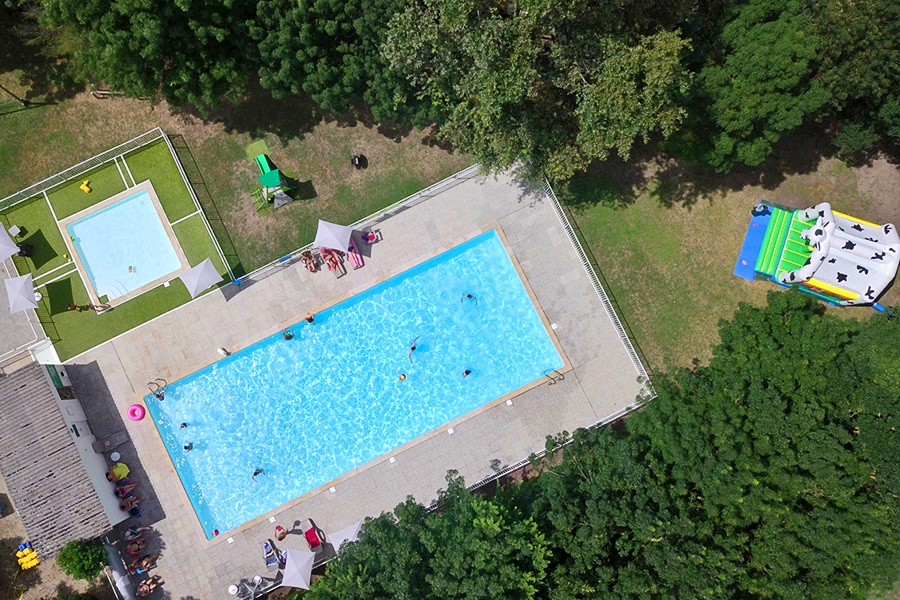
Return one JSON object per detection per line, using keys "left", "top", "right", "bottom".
{"left": 300, "top": 519, "right": 325, "bottom": 552}
{"left": 260, "top": 540, "right": 279, "bottom": 571}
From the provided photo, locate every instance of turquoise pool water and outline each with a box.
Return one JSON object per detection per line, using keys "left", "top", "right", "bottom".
{"left": 67, "top": 189, "right": 181, "bottom": 301}
{"left": 145, "top": 230, "right": 563, "bottom": 538}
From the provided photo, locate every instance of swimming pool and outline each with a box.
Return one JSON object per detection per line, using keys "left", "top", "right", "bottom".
{"left": 64, "top": 184, "right": 185, "bottom": 303}
{"left": 145, "top": 230, "right": 563, "bottom": 538}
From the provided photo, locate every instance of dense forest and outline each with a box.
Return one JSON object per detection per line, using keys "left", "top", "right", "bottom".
{"left": 307, "top": 292, "right": 900, "bottom": 599}
{"left": 5, "top": 0, "right": 900, "bottom": 179}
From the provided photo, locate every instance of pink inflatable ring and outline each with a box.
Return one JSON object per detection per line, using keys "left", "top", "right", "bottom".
{"left": 128, "top": 403, "right": 146, "bottom": 421}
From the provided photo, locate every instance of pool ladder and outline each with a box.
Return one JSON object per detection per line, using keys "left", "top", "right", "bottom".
{"left": 543, "top": 369, "right": 565, "bottom": 385}
{"left": 147, "top": 378, "right": 167, "bottom": 400}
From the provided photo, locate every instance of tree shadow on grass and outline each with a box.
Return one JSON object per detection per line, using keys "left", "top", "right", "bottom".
{"left": 178, "top": 80, "right": 323, "bottom": 142}
{"left": 651, "top": 124, "right": 836, "bottom": 209}
{"left": 0, "top": 7, "right": 82, "bottom": 104}
{"left": 556, "top": 154, "right": 649, "bottom": 213}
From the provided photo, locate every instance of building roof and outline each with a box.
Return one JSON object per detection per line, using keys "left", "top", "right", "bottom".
{"left": 0, "top": 363, "right": 110, "bottom": 557}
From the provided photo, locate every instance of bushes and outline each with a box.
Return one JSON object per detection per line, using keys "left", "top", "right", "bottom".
{"left": 56, "top": 539, "right": 106, "bottom": 581}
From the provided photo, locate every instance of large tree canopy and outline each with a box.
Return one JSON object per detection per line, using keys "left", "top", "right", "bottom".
{"left": 307, "top": 473, "right": 551, "bottom": 600}
{"left": 697, "top": 0, "right": 829, "bottom": 170}
{"left": 39, "top": 0, "right": 256, "bottom": 107}
{"left": 253, "top": 0, "right": 435, "bottom": 125}
{"left": 537, "top": 292, "right": 900, "bottom": 598}
{"left": 382, "top": 0, "right": 692, "bottom": 180}
{"left": 806, "top": 0, "right": 900, "bottom": 155}
{"left": 300, "top": 292, "right": 900, "bottom": 598}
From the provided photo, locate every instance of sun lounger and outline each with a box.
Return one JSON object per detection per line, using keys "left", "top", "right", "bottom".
{"left": 260, "top": 540, "right": 279, "bottom": 571}
{"left": 347, "top": 241, "right": 364, "bottom": 270}
{"left": 299, "top": 519, "right": 325, "bottom": 552}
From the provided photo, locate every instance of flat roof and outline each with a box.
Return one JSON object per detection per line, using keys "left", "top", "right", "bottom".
{"left": 0, "top": 363, "right": 110, "bottom": 556}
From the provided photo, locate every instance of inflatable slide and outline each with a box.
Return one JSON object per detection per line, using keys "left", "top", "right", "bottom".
{"left": 734, "top": 201, "right": 899, "bottom": 310}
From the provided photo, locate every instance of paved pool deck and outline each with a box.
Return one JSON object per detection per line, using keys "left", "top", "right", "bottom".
{"left": 65, "top": 167, "right": 649, "bottom": 598}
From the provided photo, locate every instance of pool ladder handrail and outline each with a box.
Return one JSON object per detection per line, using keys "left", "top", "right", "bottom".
{"left": 543, "top": 368, "right": 565, "bottom": 385}
{"left": 147, "top": 378, "right": 168, "bottom": 399}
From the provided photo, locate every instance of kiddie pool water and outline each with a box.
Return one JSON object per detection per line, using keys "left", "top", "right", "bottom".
{"left": 66, "top": 189, "right": 181, "bottom": 301}
{"left": 145, "top": 230, "right": 563, "bottom": 538}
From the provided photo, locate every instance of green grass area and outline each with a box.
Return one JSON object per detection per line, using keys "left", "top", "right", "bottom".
{"left": 0, "top": 139, "right": 231, "bottom": 360}
{"left": 126, "top": 139, "right": 197, "bottom": 221}
{"left": 566, "top": 154, "right": 899, "bottom": 371}
{"left": 37, "top": 272, "right": 193, "bottom": 360}
{"left": 48, "top": 162, "right": 128, "bottom": 219}
{"left": 1, "top": 196, "right": 70, "bottom": 278}
{"left": 173, "top": 215, "right": 228, "bottom": 275}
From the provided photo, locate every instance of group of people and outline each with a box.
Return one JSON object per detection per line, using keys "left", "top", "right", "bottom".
{"left": 109, "top": 470, "right": 143, "bottom": 518}
{"left": 67, "top": 302, "right": 110, "bottom": 313}
{"left": 320, "top": 247, "right": 345, "bottom": 272}
{"left": 121, "top": 525, "right": 165, "bottom": 596}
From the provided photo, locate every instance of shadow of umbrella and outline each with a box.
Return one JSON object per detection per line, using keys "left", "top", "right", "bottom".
{"left": 21, "top": 229, "right": 54, "bottom": 270}
{"left": 44, "top": 277, "right": 75, "bottom": 315}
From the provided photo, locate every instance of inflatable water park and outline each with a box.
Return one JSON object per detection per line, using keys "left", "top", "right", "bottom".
{"left": 735, "top": 201, "right": 899, "bottom": 310}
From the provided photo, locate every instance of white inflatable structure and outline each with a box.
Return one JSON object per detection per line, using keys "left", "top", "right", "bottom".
{"left": 777, "top": 202, "right": 899, "bottom": 305}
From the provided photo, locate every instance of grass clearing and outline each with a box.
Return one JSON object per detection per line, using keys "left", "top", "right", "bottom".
{"left": 568, "top": 153, "right": 900, "bottom": 371}
{"left": 1, "top": 88, "right": 471, "bottom": 361}
{"left": 125, "top": 139, "right": 197, "bottom": 221}
{"left": 48, "top": 161, "right": 128, "bottom": 219}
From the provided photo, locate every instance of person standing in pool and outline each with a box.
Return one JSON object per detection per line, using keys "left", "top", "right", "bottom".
{"left": 408, "top": 336, "right": 419, "bottom": 363}
{"left": 252, "top": 468, "right": 265, "bottom": 482}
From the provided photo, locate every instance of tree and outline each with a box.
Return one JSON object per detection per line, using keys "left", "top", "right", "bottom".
{"left": 39, "top": 0, "right": 257, "bottom": 109}
{"left": 307, "top": 473, "right": 550, "bottom": 599}
{"left": 382, "top": 0, "right": 693, "bottom": 181}
{"left": 805, "top": 0, "right": 900, "bottom": 156}
{"left": 56, "top": 538, "right": 106, "bottom": 581}
{"left": 697, "top": 0, "right": 829, "bottom": 171}
{"left": 536, "top": 292, "right": 900, "bottom": 598}
{"left": 254, "top": 0, "right": 435, "bottom": 125}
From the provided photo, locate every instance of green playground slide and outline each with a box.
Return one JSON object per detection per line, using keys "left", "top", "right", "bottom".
{"left": 255, "top": 154, "right": 273, "bottom": 175}
{"left": 774, "top": 213, "right": 817, "bottom": 278}
{"left": 755, "top": 207, "right": 816, "bottom": 277}
{"left": 755, "top": 207, "right": 791, "bottom": 276}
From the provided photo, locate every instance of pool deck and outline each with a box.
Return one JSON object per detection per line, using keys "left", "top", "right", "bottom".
{"left": 65, "top": 168, "right": 649, "bottom": 598}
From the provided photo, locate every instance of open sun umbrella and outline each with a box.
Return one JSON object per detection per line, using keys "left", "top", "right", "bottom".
{"left": 328, "top": 520, "right": 362, "bottom": 553}
{"left": 0, "top": 227, "right": 19, "bottom": 263}
{"left": 4, "top": 273, "right": 38, "bottom": 314}
{"left": 314, "top": 220, "right": 353, "bottom": 252}
{"left": 179, "top": 258, "right": 222, "bottom": 298}
{"left": 279, "top": 549, "right": 316, "bottom": 590}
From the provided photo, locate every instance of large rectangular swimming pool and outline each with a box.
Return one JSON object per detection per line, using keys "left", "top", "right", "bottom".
{"left": 145, "top": 230, "right": 563, "bottom": 538}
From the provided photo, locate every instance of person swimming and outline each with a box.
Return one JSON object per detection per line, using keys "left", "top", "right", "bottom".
{"left": 252, "top": 468, "right": 265, "bottom": 481}
{"left": 408, "top": 336, "right": 419, "bottom": 363}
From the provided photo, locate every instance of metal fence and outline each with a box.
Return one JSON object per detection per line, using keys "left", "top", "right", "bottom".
{"left": 542, "top": 180, "right": 654, "bottom": 386}
{"left": 0, "top": 127, "right": 167, "bottom": 212}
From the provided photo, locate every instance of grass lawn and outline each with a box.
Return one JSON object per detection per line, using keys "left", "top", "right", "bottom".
{"left": 48, "top": 161, "right": 128, "bottom": 219}
{"left": 1, "top": 137, "right": 232, "bottom": 360}
{"left": 566, "top": 142, "right": 900, "bottom": 372}
{"left": 0, "top": 86, "right": 471, "bottom": 360}
{"left": 126, "top": 139, "right": 197, "bottom": 221}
